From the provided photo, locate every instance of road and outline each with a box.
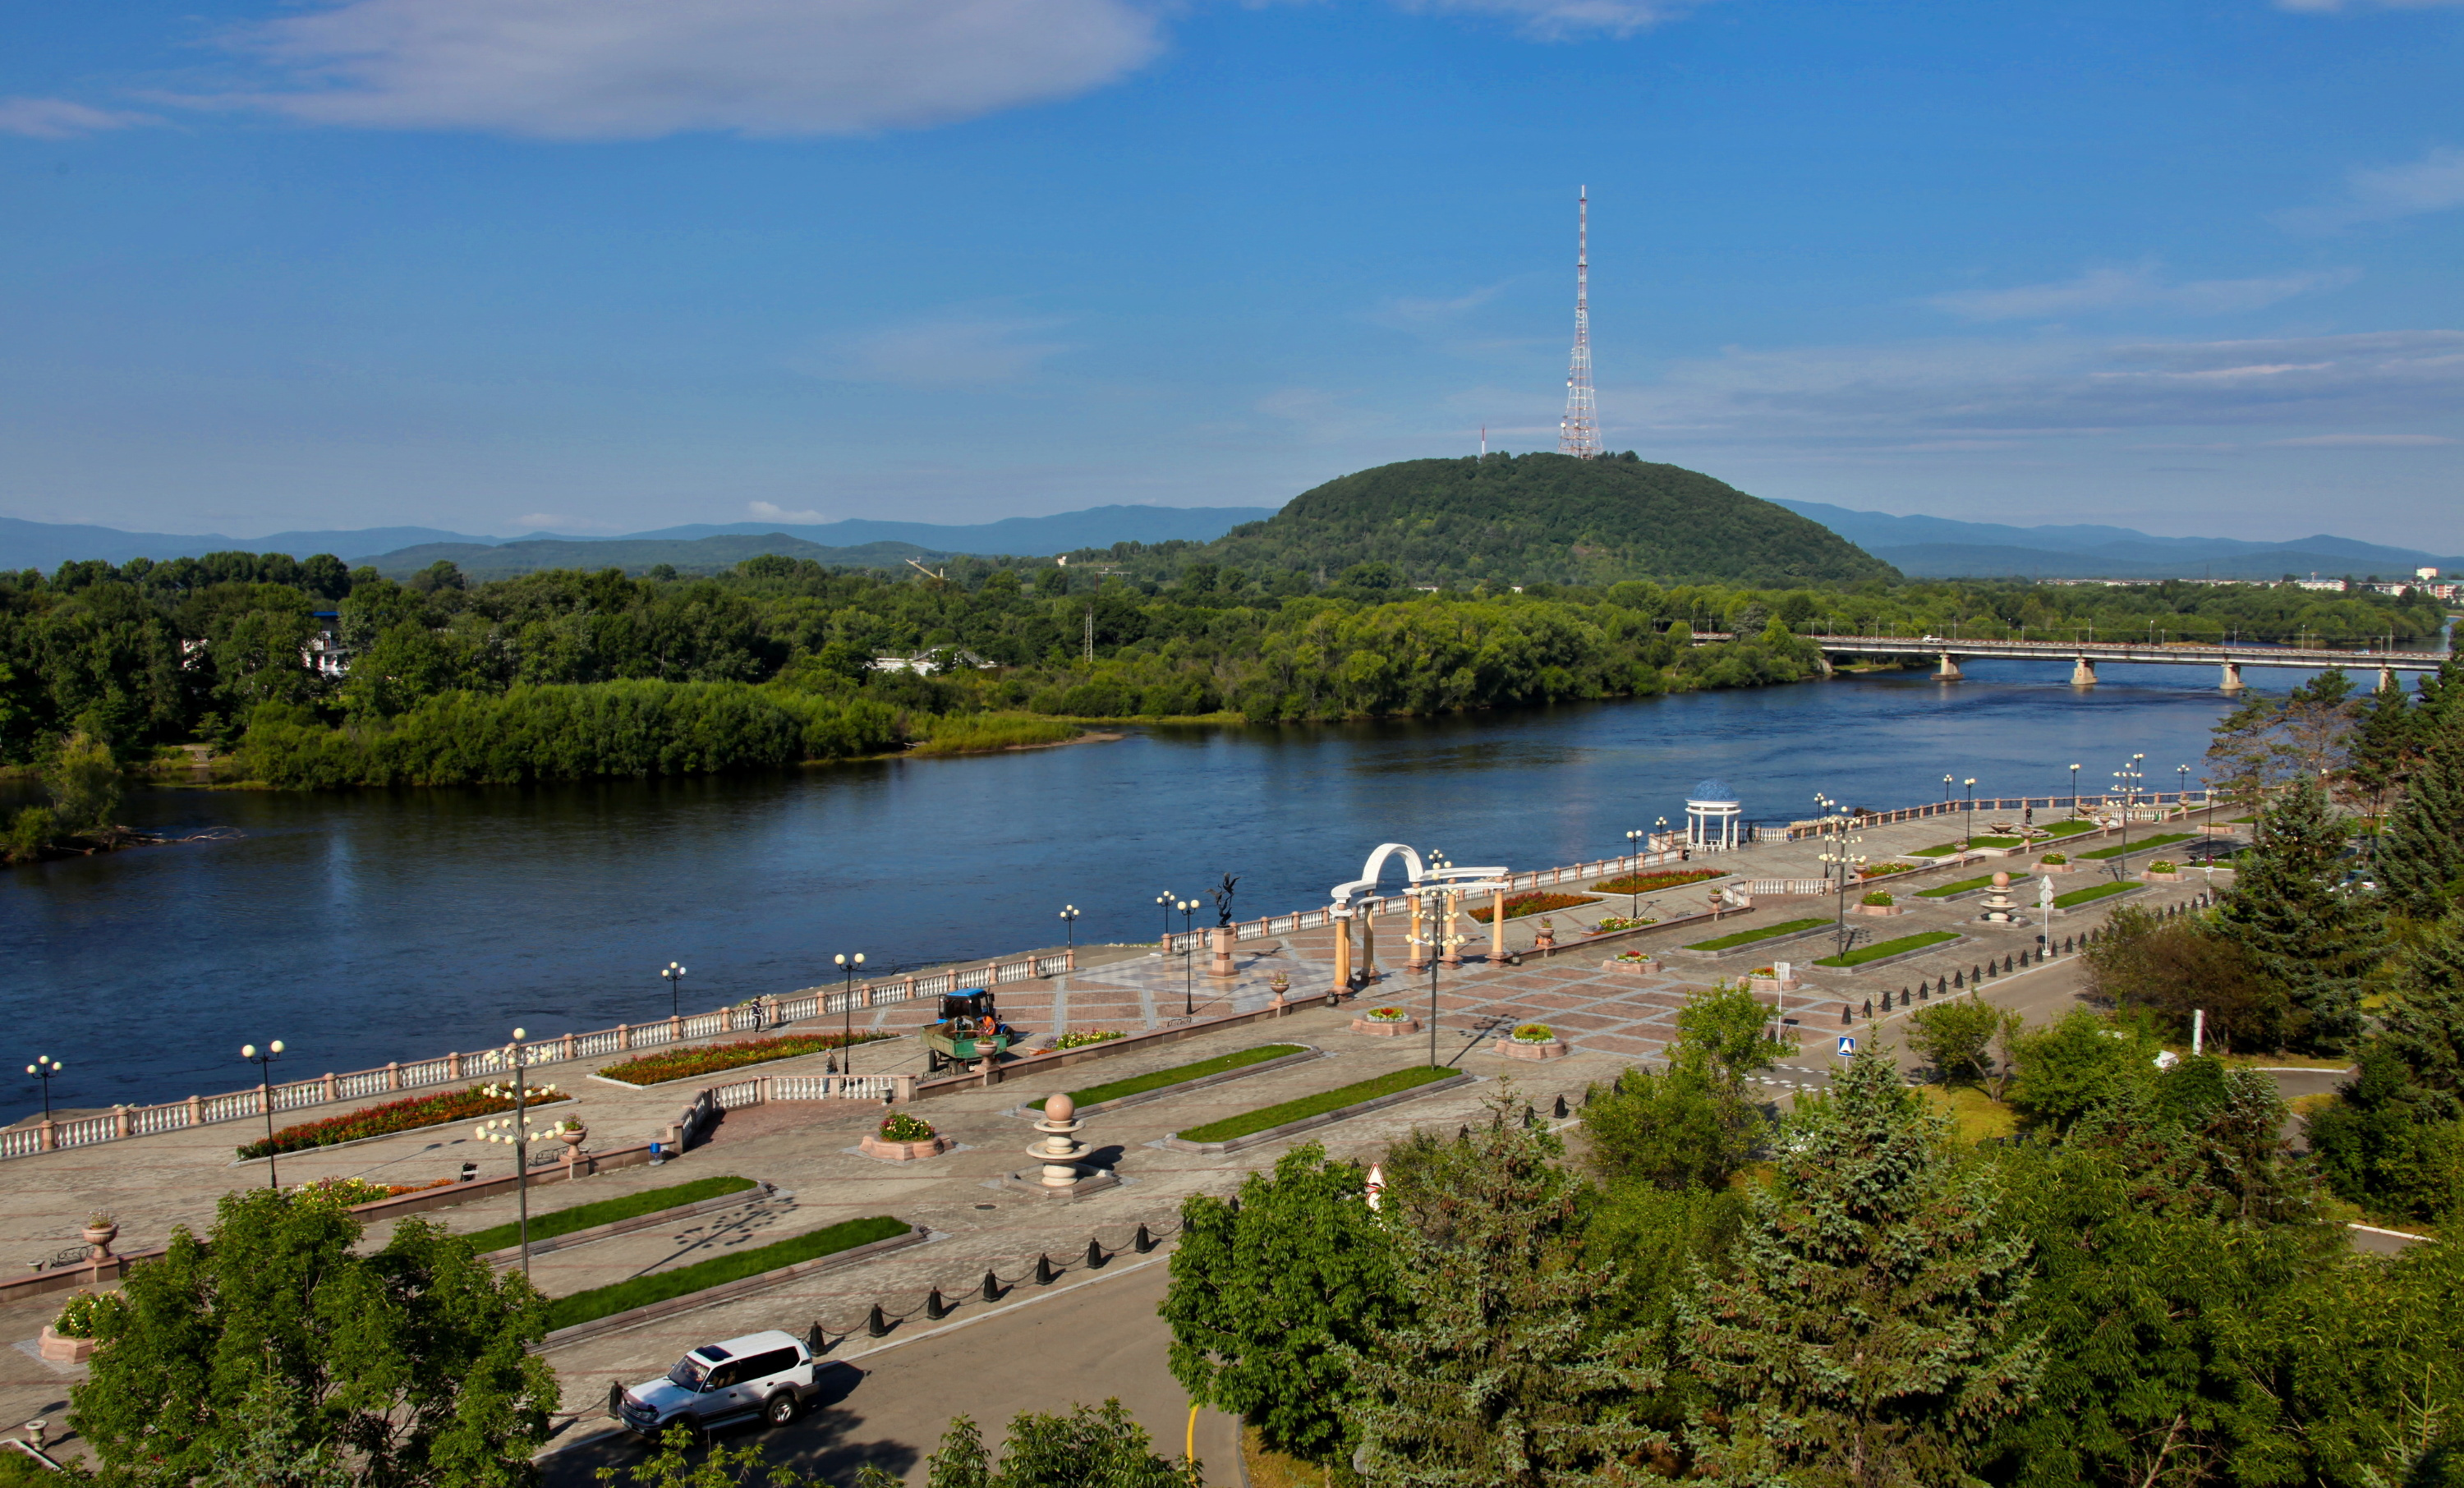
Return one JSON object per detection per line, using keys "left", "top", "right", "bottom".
{"left": 541, "top": 1249, "right": 1242, "bottom": 1486}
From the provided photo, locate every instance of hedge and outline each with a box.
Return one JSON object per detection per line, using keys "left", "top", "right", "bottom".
{"left": 595, "top": 1031, "right": 892, "bottom": 1087}
{"left": 544, "top": 1216, "right": 909, "bottom": 1332}
{"left": 1030, "top": 1045, "right": 1307, "bottom": 1112}
{"left": 1683, "top": 917, "right": 1828, "bottom": 953}
{"left": 457, "top": 1175, "right": 757, "bottom": 1256}
{"left": 1175, "top": 1066, "right": 1453, "bottom": 1145}
{"left": 237, "top": 1084, "right": 571, "bottom": 1160}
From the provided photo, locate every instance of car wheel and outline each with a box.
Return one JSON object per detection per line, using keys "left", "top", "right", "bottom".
{"left": 765, "top": 1393, "right": 800, "bottom": 1427}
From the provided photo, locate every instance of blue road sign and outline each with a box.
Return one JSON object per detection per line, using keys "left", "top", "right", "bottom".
{"left": 1836, "top": 1036, "right": 1857, "bottom": 1057}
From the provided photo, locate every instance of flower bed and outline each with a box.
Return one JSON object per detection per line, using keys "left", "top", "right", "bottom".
{"left": 2077, "top": 833, "right": 2193, "bottom": 862}
{"left": 1916, "top": 872, "right": 2031, "bottom": 899}
{"left": 595, "top": 1031, "right": 891, "bottom": 1087}
{"left": 880, "top": 1113, "right": 935, "bottom": 1142}
{"left": 1590, "top": 915, "right": 1657, "bottom": 933}
{"left": 1469, "top": 892, "right": 1601, "bottom": 923}
{"left": 2147, "top": 860, "right": 2178, "bottom": 873}
{"left": 543, "top": 1216, "right": 908, "bottom": 1332}
{"left": 237, "top": 1082, "right": 568, "bottom": 1160}
{"left": 1048, "top": 1030, "right": 1125, "bottom": 1051}
{"left": 1175, "top": 1066, "right": 1453, "bottom": 1146}
{"left": 1860, "top": 891, "right": 1895, "bottom": 907}
{"left": 1682, "top": 917, "right": 1829, "bottom": 953}
{"left": 2040, "top": 853, "right": 2068, "bottom": 865}
{"left": 1591, "top": 869, "right": 1724, "bottom": 894}
{"left": 1364, "top": 1006, "right": 1409, "bottom": 1022}
{"left": 2054, "top": 881, "right": 2139, "bottom": 908}
{"left": 1858, "top": 862, "right": 1918, "bottom": 879}
{"left": 297, "top": 1175, "right": 453, "bottom": 1208}
{"left": 459, "top": 1175, "right": 758, "bottom": 1256}
{"left": 1031, "top": 1044, "right": 1308, "bottom": 1113}
{"left": 1511, "top": 1023, "right": 1555, "bottom": 1043}
{"left": 53, "top": 1289, "right": 123, "bottom": 1339}
{"left": 1814, "top": 930, "right": 1958, "bottom": 968}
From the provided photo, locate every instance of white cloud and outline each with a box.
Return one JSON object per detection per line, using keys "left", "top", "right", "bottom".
{"left": 205, "top": 0, "right": 1164, "bottom": 140}
{"left": 2258, "top": 433, "right": 2457, "bottom": 447}
{"left": 1369, "top": 282, "right": 1511, "bottom": 331}
{"left": 1395, "top": 0, "right": 1710, "bottom": 40}
{"left": 1928, "top": 263, "right": 2355, "bottom": 322}
{"left": 804, "top": 310, "right": 1075, "bottom": 387}
{"left": 2278, "top": 145, "right": 2464, "bottom": 231}
{"left": 749, "top": 500, "right": 830, "bottom": 522}
{"left": 2275, "top": 0, "right": 2464, "bottom": 12}
{"left": 0, "top": 97, "right": 160, "bottom": 139}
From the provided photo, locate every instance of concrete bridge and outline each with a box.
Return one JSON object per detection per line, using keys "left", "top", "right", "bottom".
{"left": 1795, "top": 635, "right": 2446, "bottom": 691}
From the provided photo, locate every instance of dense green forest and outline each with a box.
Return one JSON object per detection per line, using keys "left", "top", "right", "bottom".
{"left": 0, "top": 529, "right": 2441, "bottom": 798}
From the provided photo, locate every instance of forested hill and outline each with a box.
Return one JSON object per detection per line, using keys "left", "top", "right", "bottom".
{"left": 1191, "top": 453, "right": 1898, "bottom": 587}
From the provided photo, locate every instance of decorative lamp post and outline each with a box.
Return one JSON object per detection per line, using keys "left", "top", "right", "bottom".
{"left": 1963, "top": 778, "right": 1979, "bottom": 856}
{"left": 661, "top": 962, "right": 687, "bottom": 1020}
{"left": 2069, "top": 763, "right": 2080, "bottom": 814}
{"left": 1942, "top": 773, "right": 1954, "bottom": 804}
{"left": 471, "top": 1029, "right": 552, "bottom": 1274}
{"left": 2177, "top": 763, "right": 2190, "bottom": 811}
{"left": 2112, "top": 755, "right": 2145, "bottom": 881}
{"left": 1178, "top": 900, "right": 1200, "bottom": 1017}
{"left": 1155, "top": 892, "right": 1175, "bottom": 953}
{"left": 25, "top": 1055, "right": 62, "bottom": 1126}
{"left": 1655, "top": 815, "right": 1670, "bottom": 854}
{"left": 1623, "top": 829, "right": 1648, "bottom": 916}
{"left": 240, "top": 1040, "right": 285, "bottom": 1190}
{"left": 1058, "top": 905, "right": 1080, "bottom": 957}
{"left": 834, "top": 953, "right": 867, "bottom": 1077}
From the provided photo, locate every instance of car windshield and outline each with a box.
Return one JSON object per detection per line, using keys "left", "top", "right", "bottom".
{"left": 668, "top": 1357, "right": 710, "bottom": 1392}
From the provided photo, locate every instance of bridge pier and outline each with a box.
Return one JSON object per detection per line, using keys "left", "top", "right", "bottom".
{"left": 2221, "top": 662, "right": 2243, "bottom": 692}
{"left": 1936, "top": 652, "right": 1964, "bottom": 682}
{"left": 2071, "top": 657, "right": 2098, "bottom": 687}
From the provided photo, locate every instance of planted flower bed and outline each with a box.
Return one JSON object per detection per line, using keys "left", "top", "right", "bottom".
{"left": 1469, "top": 892, "right": 1600, "bottom": 923}
{"left": 1590, "top": 915, "right": 1657, "bottom": 933}
{"left": 1682, "top": 917, "right": 1829, "bottom": 953}
{"left": 238, "top": 1082, "right": 568, "bottom": 1160}
{"left": 1048, "top": 1030, "right": 1125, "bottom": 1051}
{"left": 1814, "top": 930, "right": 1958, "bottom": 968}
{"left": 2077, "top": 833, "right": 2194, "bottom": 862}
{"left": 595, "top": 1031, "right": 891, "bottom": 1087}
{"left": 1592, "top": 869, "right": 1725, "bottom": 893}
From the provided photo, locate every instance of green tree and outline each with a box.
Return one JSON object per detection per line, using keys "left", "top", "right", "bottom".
{"left": 2376, "top": 716, "right": 2464, "bottom": 923}
{"left": 2007, "top": 1010, "right": 2164, "bottom": 1134}
{"left": 1353, "top": 1096, "right": 1661, "bottom": 1488}
{"left": 1905, "top": 997, "right": 2008, "bottom": 1087}
{"left": 46, "top": 730, "right": 122, "bottom": 838}
{"left": 2209, "top": 774, "right": 2379, "bottom": 1051}
{"left": 2082, "top": 903, "right": 2282, "bottom": 1053}
{"left": 1163, "top": 1143, "right": 1406, "bottom": 1467}
{"left": 1581, "top": 981, "right": 1786, "bottom": 1192}
{"left": 2382, "top": 912, "right": 2464, "bottom": 1096}
{"left": 1679, "top": 1044, "right": 2041, "bottom": 1487}
{"left": 71, "top": 1187, "right": 557, "bottom": 1486}
{"left": 2305, "top": 1049, "right": 2464, "bottom": 1223}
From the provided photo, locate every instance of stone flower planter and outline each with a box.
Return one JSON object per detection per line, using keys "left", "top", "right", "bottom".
{"left": 1493, "top": 1036, "right": 1570, "bottom": 1061}
{"left": 1746, "top": 974, "right": 1801, "bottom": 993}
{"left": 2141, "top": 870, "right": 2183, "bottom": 883}
{"left": 38, "top": 1325, "right": 98, "bottom": 1364}
{"left": 1856, "top": 902, "right": 1905, "bottom": 916}
{"left": 1602, "top": 957, "right": 1662, "bottom": 974}
{"left": 1351, "top": 1016, "right": 1421, "bottom": 1036}
{"left": 2038, "top": 860, "right": 2080, "bottom": 873}
{"left": 859, "top": 1132, "right": 951, "bottom": 1162}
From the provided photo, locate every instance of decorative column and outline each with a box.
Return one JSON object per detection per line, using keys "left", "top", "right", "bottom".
{"left": 1489, "top": 886, "right": 1506, "bottom": 963}
{"left": 1331, "top": 910, "right": 1353, "bottom": 993}
{"left": 1406, "top": 893, "right": 1428, "bottom": 972}
{"left": 1441, "top": 889, "right": 1463, "bottom": 968}
{"left": 1361, "top": 907, "right": 1378, "bottom": 979}
{"left": 1209, "top": 925, "right": 1237, "bottom": 979}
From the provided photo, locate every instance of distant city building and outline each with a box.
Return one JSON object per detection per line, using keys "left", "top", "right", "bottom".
{"left": 2295, "top": 577, "right": 2350, "bottom": 593}
{"left": 871, "top": 649, "right": 994, "bottom": 676}
{"left": 2418, "top": 567, "right": 2442, "bottom": 581}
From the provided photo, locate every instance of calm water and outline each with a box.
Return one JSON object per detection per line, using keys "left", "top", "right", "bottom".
{"left": 0, "top": 658, "right": 2361, "bottom": 1114}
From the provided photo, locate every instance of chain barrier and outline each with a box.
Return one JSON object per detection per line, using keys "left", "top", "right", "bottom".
{"left": 793, "top": 1215, "right": 1191, "bottom": 1353}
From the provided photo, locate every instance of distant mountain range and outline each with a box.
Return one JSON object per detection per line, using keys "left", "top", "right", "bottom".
{"left": 0, "top": 505, "right": 1279, "bottom": 574}
{"left": 1771, "top": 501, "right": 2464, "bottom": 581}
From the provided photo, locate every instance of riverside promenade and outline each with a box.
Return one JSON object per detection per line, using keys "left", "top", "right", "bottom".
{"left": 0, "top": 797, "right": 2241, "bottom": 1469}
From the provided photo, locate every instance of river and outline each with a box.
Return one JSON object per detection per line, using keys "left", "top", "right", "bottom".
{"left": 0, "top": 656, "right": 2375, "bottom": 1114}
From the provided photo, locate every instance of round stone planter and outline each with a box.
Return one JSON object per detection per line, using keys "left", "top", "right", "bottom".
{"left": 1602, "top": 957, "right": 1662, "bottom": 974}
{"left": 39, "top": 1325, "right": 98, "bottom": 1364}
{"left": 2038, "top": 861, "right": 2080, "bottom": 873}
{"left": 2141, "top": 870, "right": 2183, "bottom": 883}
{"left": 859, "top": 1133, "right": 950, "bottom": 1162}
{"left": 1494, "top": 1037, "right": 1570, "bottom": 1061}
{"left": 1856, "top": 903, "right": 1905, "bottom": 916}
{"left": 1351, "top": 1016, "right": 1420, "bottom": 1036}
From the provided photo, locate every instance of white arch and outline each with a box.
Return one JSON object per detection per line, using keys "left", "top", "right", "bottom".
{"left": 1330, "top": 842, "right": 1512, "bottom": 911}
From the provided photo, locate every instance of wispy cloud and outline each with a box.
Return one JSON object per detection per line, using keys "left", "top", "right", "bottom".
{"left": 2274, "top": 0, "right": 2464, "bottom": 12}
{"left": 1928, "top": 263, "right": 2354, "bottom": 322}
{"left": 2278, "top": 145, "right": 2464, "bottom": 232}
{"left": 1395, "top": 0, "right": 1713, "bottom": 41}
{"left": 2257, "top": 433, "right": 2457, "bottom": 448}
{"left": 198, "top": 0, "right": 1162, "bottom": 140}
{"left": 749, "top": 500, "right": 830, "bottom": 522}
{"left": 801, "top": 310, "right": 1075, "bottom": 388}
{"left": 0, "top": 97, "right": 160, "bottom": 139}
{"left": 1368, "top": 282, "right": 1511, "bottom": 332}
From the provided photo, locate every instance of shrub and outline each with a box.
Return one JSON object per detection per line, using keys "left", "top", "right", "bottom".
{"left": 1512, "top": 1023, "right": 1555, "bottom": 1043}
{"left": 2148, "top": 860, "right": 2177, "bottom": 873}
{"left": 594, "top": 1031, "right": 888, "bottom": 1086}
{"left": 1862, "top": 891, "right": 1895, "bottom": 906}
{"left": 237, "top": 1082, "right": 567, "bottom": 1160}
{"left": 1366, "top": 1006, "right": 1409, "bottom": 1022}
{"left": 53, "top": 1288, "right": 125, "bottom": 1339}
{"left": 295, "top": 1176, "right": 391, "bottom": 1209}
{"left": 880, "top": 1113, "right": 935, "bottom": 1142}
{"left": 2042, "top": 852, "right": 2068, "bottom": 865}
{"left": 908, "top": 713, "right": 1081, "bottom": 756}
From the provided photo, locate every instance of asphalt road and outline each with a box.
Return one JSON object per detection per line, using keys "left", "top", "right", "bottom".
{"left": 541, "top": 1250, "right": 1242, "bottom": 1487}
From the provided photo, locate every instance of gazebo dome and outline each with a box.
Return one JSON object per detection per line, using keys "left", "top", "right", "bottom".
{"left": 1688, "top": 778, "right": 1738, "bottom": 805}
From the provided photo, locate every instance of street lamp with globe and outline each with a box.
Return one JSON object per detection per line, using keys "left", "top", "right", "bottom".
{"left": 834, "top": 953, "right": 867, "bottom": 1077}
{"left": 240, "top": 1040, "right": 286, "bottom": 1189}
{"left": 25, "top": 1055, "right": 62, "bottom": 1126}
{"left": 661, "top": 962, "right": 687, "bottom": 1020}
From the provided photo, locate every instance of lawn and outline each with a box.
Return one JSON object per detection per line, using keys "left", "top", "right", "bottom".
{"left": 1028, "top": 1045, "right": 1306, "bottom": 1112}
{"left": 1917, "top": 872, "right": 2031, "bottom": 899}
{"left": 1814, "top": 930, "right": 1958, "bottom": 968}
{"left": 1682, "top": 916, "right": 1829, "bottom": 952}
{"left": 1909, "top": 843, "right": 1964, "bottom": 857}
{"left": 1175, "top": 1066, "right": 1452, "bottom": 1145}
{"left": 543, "top": 1215, "right": 908, "bottom": 1331}
{"left": 2040, "top": 820, "right": 2101, "bottom": 838}
{"left": 457, "top": 1174, "right": 757, "bottom": 1255}
{"left": 1968, "top": 835, "right": 2024, "bottom": 848}
{"left": 2053, "top": 881, "right": 2139, "bottom": 908}
{"left": 2077, "top": 832, "right": 2194, "bottom": 861}
{"left": 1920, "top": 1085, "right": 2018, "bottom": 1144}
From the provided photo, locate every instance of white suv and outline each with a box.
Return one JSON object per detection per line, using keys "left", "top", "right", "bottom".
{"left": 614, "top": 1330, "right": 823, "bottom": 1440}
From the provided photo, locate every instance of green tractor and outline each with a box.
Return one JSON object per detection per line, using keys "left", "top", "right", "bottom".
{"left": 922, "top": 988, "right": 1014, "bottom": 1074}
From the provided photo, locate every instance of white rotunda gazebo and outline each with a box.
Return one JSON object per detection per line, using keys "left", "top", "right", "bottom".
{"left": 1685, "top": 778, "right": 1743, "bottom": 852}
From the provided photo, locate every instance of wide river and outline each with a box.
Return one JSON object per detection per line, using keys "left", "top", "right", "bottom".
{"left": 0, "top": 656, "right": 2383, "bottom": 1115}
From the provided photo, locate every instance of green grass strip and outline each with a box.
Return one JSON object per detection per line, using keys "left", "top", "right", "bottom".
{"left": 1917, "top": 873, "right": 2031, "bottom": 899}
{"left": 2041, "top": 820, "right": 2100, "bottom": 838}
{"left": 544, "top": 1215, "right": 907, "bottom": 1332}
{"left": 2077, "top": 832, "right": 2193, "bottom": 861}
{"left": 2054, "top": 881, "right": 2139, "bottom": 908}
{"left": 1682, "top": 916, "right": 1828, "bottom": 952}
{"left": 457, "top": 1175, "right": 757, "bottom": 1256}
{"left": 1814, "top": 930, "right": 1959, "bottom": 968}
{"left": 1030, "top": 1045, "right": 1306, "bottom": 1113}
{"left": 1176, "top": 1066, "right": 1452, "bottom": 1145}
{"left": 1968, "top": 835, "right": 2024, "bottom": 848}
{"left": 1909, "top": 843, "right": 1962, "bottom": 857}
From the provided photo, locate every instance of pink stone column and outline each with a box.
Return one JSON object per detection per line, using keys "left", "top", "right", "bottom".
{"left": 387, "top": 1061, "right": 402, "bottom": 1091}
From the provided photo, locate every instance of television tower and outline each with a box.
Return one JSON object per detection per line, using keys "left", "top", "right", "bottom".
{"left": 1557, "top": 186, "right": 1600, "bottom": 458}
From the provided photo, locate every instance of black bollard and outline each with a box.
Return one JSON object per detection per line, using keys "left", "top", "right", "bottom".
{"left": 1973, "top": 963, "right": 1984, "bottom": 982}
{"left": 1552, "top": 1094, "right": 1569, "bottom": 1118}
{"left": 1035, "top": 1253, "right": 1055, "bottom": 1286}
{"left": 806, "top": 1322, "right": 827, "bottom": 1354}
{"left": 867, "top": 1304, "right": 890, "bottom": 1338}
{"left": 1522, "top": 1104, "right": 1536, "bottom": 1127}
{"left": 2002, "top": 954, "right": 2013, "bottom": 974}
{"left": 1841, "top": 1003, "right": 1854, "bottom": 1026}
{"left": 1952, "top": 969, "right": 1964, "bottom": 989}
{"left": 1862, "top": 998, "right": 1873, "bottom": 1021}
{"left": 981, "top": 1269, "right": 1000, "bottom": 1303}
{"left": 1087, "top": 1238, "right": 1106, "bottom": 1268}
{"left": 1919, "top": 980, "right": 1931, "bottom": 1000}
{"left": 926, "top": 1288, "right": 947, "bottom": 1320}
{"left": 1134, "top": 1223, "right": 1154, "bottom": 1253}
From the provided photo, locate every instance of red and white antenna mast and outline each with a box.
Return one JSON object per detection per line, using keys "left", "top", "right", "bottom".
{"left": 1558, "top": 186, "right": 1600, "bottom": 458}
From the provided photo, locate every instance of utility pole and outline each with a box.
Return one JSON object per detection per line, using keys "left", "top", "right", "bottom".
{"left": 1083, "top": 607, "right": 1093, "bottom": 663}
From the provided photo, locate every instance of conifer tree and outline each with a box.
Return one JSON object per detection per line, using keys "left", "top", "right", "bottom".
{"left": 1354, "top": 1095, "right": 1660, "bottom": 1488}
{"left": 2209, "top": 774, "right": 2379, "bottom": 1052}
{"left": 1679, "top": 1045, "right": 2041, "bottom": 1488}
{"left": 2382, "top": 912, "right": 2464, "bottom": 1096}
{"left": 2375, "top": 714, "right": 2464, "bottom": 923}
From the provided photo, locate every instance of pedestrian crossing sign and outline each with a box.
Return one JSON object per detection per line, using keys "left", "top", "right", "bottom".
{"left": 1837, "top": 1036, "right": 1856, "bottom": 1057}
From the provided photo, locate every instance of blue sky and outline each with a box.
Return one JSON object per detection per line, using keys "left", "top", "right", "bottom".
{"left": 2, "top": 0, "right": 2459, "bottom": 547}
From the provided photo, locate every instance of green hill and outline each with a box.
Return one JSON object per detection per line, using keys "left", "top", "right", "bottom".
{"left": 348, "top": 534, "right": 945, "bottom": 579}
{"left": 1196, "top": 452, "right": 1897, "bottom": 587}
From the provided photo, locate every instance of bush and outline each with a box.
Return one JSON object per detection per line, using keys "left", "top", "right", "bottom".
{"left": 2148, "top": 860, "right": 2177, "bottom": 873}
{"left": 1862, "top": 891, "right": 1895, "bottom": 907}
{"left": 880, "top": 1113, "right": 935, "bottom": 1141}
{"left": 53, "top": 1288, "right": 125, "bottom": 1339}
{"left": 2041, "top": 852, "right": 2067, "bottom": 865}
{"left": 2, "top": 804, "right": 57, "bottom": 864}
{"left": 594, "top": 1031, "right": 889, "bottom": 1086}
{"left": 2083, "top": 904, "right": 2282, "bottom": 1051}
{"left": 908, "top": 713, "right": 1081, "bottom": 755}
{"left": 1512, "top": 1023, "right": 1555, "bottom": 1042}
{"left": 237, "top": 1082, "right": 567, "bottom": 1160}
